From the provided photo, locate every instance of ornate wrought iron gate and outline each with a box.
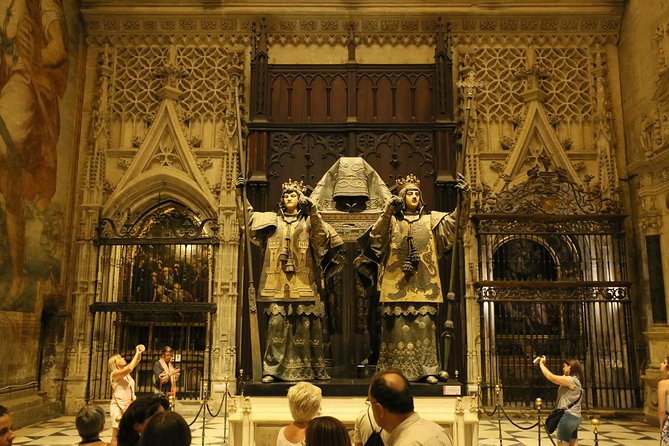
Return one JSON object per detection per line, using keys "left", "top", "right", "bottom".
{"left": 86, "top": 203, "right": 217, "bottom": 401}
{"left": 474, "top": 170, "right": 641, "bottom": 409}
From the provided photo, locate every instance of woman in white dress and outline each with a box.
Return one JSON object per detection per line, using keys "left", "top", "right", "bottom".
{"left": 108, "top": 345, "right": 144, "bottom": 446}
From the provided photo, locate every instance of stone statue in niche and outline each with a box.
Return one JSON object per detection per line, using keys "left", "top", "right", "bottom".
{"left": 237, "top": 178, "right": 344, "bottom": 382}
{"left": 357, "top": 174, "right": 459, "bottom": 383}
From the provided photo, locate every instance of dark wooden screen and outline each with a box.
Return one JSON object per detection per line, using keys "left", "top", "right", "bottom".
{"left": 248, "top": 62, "right": 456, "bottom": 206}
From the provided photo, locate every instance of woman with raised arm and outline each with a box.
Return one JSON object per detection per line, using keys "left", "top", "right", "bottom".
{"left": 109, "top": 344, "right": 145, "bottom": 446}
{"left": 538, "top": 357, "right": 583, "bottom": 446}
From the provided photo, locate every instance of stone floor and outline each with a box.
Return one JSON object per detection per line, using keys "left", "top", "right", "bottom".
{"left": 9, "top": 411, "right": 659, "bottom": 445}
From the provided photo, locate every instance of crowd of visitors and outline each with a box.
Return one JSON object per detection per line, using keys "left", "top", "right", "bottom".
{"left": 7, "top": 356, "right": 669, "bottom": 446}
{"left": 2, "top": 368, "right": 459, "bottom": 446}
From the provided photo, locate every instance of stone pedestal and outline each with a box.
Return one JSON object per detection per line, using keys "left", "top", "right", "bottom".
{"left": 230, "top": 396, "right": 479, "bottom": 446}
{"left": 0, "top": 388, "right": 61, "bottom": 429}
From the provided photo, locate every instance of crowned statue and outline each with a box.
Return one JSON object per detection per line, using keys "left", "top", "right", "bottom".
{"left": 237, "top": 177, "right": 343, "bottom": 382}
{"left": 358, "top": 174, "right": 457, "bottom": 383}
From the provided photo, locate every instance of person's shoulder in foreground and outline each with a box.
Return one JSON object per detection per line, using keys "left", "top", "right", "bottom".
{"left": 367, "top": 369, "right": 453, "bottom": 446}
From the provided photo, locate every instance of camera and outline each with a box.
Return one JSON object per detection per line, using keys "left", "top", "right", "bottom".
{"left": 533, "top": 355, "right": 545, "bottom": 365}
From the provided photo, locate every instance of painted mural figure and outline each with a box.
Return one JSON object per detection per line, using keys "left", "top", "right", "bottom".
{"left": 359, "top": 174, "right": 456, "bottom": 383}
{"left": 237, "top": 178, "right": 343, "bottom": 382}
{"left": 0, "top": 0, "right": 68, "bottom": 301}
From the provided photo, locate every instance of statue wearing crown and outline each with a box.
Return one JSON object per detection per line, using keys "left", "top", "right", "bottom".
{"left": 238, "top": 177, "right": 343, "bottom": 382}
{"left": 359, "top": 174, "right": 456, "bottom": 383}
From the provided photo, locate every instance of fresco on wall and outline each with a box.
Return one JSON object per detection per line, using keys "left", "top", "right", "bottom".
{"left": 0, "top": 0, "right": 69, "bottom": 312}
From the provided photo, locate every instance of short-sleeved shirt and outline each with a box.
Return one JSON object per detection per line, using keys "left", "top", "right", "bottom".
{"left": 276, "top": 426, "right": 304, "bottom": 446}
{"left": 556, "top": 376, "right": 582, "bottom": 417}
{"left": 110, "top": 374, "right": 135, "bottom": 409}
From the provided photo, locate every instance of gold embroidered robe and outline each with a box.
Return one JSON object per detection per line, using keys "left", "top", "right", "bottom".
{"left": 249, "top": 206, "right": 341, "bottom": 381}
{"left": 366, "top": 210, "right": 455, "bottom": 380}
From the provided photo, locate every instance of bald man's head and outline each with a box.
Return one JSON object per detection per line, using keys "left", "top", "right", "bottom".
{"left": 369, "top": 369, "right": 414, "bottom": 414}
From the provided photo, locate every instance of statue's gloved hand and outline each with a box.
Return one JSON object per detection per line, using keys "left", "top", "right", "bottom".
{"left": 299, "top": 195, "right": 314, "bottom": 212}
{"left": 236, "top": 174, "right": 246, "bottom": 189}
{"left": 455, "top": 173, "right": 470, "bottom": 193}
{"left": 384, "top": 196, "right": 403, "bottom": 216}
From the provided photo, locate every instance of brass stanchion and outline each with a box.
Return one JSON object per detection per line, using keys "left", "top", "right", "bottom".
{"left": 535, "top": 398, "right": 543, "bottom": 446}
{"left": 201, "top": 381, "right": 208, "bottom": 446}
{"left": 496, "top": 384, "right": 503, "bottom": 446}
{"left": 223, "top": 375, "right": 230, "bottom": 446}
{"left": 592, "top": 418, "right": 600, "bottom": 446}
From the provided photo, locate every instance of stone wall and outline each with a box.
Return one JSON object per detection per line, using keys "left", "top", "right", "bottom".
{"left": 618, "top": 0, "right": 669, "bottom": 425}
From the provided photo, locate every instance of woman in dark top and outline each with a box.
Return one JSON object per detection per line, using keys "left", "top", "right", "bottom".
{"left": 305, "top": 416, "right": 351, "bottom": 446}
{"left": 117, "top": 396, "right": 169, "bottom": 446}
{"left": 138, "top": 412, "right": 191, "bottom": 446}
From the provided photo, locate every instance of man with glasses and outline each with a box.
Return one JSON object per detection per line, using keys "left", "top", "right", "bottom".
{"left": 367, "top": 369, "right": 452, "bottom": 446}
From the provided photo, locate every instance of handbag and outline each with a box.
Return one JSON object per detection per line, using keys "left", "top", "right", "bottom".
{"left": 545, "top": 391, "right": 582, "bottom": 434}
{"left": 544, "top": 408, "right": 564, "bottom": 434}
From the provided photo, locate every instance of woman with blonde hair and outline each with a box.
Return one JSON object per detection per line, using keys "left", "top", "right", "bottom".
{"left": 109, "top": 344, "right": 145, "bottom": 446}
{"left": 276, "top": 382, "right": 322, "bottom": 446}
{"left": 658, "top": 356, "right": 669, "bottom": 446}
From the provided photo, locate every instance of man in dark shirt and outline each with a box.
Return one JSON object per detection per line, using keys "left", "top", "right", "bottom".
{"left": 153, "top": 346, "right": 180, "bottom": 396}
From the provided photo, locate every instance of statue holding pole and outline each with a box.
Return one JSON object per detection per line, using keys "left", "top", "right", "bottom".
{"left": 236, "top": 177, "right": 343, "bottom": 383}
{"left": 357, "top": 72, "right": 480, "bottom": 383}
{"left": 357, "top": 174, "right": 462, "bottom": 383}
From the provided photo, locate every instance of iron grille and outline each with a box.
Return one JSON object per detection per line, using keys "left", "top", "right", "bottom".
{"left": 475, "top": 217, "right": 641, "bottom": 409}
{"left": 87, "top": 204, "right": 218, "bottom": 402}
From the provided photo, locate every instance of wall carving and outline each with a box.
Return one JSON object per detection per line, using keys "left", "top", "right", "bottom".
{"left": 474, "top": 165, "right": 620, "bottom": 216}
{"left": 88, "top": 43, "right": 245, "bottom": 207}
{"left": 83, "top": 15, "right": 620, "bottom": 41}
{"left": 455, "top": 42, "right": 619, "bottom": 208}
{"left": 111, "top": 46, "right": 243, "bottom": 121}
{"left": 640, "top": 214, "right": 663, "bottom": 236}
{"left": 458, "top": 46, "right": 601, "bottom": 148}
{"left": 629, "top": 20, "right": 669, "bottom": 239}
